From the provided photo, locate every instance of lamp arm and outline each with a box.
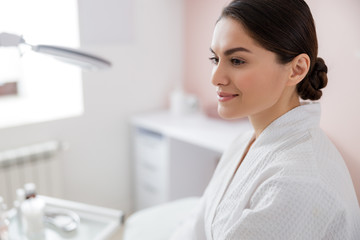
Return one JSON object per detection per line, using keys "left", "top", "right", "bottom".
{"left": 31, "top": 45, "right": 112, "bottom": 70}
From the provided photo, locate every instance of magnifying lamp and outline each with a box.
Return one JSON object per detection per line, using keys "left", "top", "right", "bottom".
{"left": 0, "top": 32, "right": 111, "bottom": 70}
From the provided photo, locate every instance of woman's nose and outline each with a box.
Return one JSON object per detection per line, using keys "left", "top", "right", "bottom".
{"left": 211, "top": 63, "right": 229, "bottom": 86}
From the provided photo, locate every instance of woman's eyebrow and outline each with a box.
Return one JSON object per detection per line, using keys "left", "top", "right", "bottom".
{"left": 210, "top": 47, "right": 252, "bottom": 56}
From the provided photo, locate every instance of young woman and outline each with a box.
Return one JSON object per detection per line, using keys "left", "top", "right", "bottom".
{"left": 170, "top": 0, "right": 360, "bottom": 239}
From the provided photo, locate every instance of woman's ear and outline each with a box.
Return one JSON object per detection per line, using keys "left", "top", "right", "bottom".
{"left": 287, "top": 53, "right": 310, "bottom": 86}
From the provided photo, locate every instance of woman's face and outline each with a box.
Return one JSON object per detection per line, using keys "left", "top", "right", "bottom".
{"left": 210, "top": 17, "right": 292, "bottom": 119}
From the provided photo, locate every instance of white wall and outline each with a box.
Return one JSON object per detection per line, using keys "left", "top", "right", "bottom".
{"left": 0, "top": 0, "right": 184, "bottom": 213}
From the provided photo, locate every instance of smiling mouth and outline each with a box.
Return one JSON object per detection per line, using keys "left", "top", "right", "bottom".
{"left": 217, "top": 92, "right": 239, "bottom": 102}
{"left": 219, "top": 93, "right": 239, "bottom": 97}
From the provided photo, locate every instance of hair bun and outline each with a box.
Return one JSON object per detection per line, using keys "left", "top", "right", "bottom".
{"left": 297, "top": 57, "right": 328, "bottom": 100}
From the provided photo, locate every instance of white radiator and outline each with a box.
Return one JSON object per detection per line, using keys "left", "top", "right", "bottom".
{"left": 0, "top": 141, "right": 66, "bottom": 207}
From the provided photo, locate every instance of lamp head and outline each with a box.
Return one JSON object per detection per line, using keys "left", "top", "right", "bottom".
{"left": 0, "top": 32, "right": 111, "bottom": 70}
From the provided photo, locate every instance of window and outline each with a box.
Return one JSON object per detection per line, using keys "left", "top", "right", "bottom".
{"left": 0, "top": 0, "right": 83, "bottom": 129}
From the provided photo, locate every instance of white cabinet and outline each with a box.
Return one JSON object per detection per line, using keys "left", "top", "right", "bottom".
{"left": 133, "top": 128, "right": 169, "bottom": 209}
{"left": 131, "top": 111, "right": 251, "bottom": 210}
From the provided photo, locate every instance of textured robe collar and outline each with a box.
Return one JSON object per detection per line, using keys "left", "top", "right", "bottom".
{"left": 252, "top": 102, "right": 321, "bottom": 147}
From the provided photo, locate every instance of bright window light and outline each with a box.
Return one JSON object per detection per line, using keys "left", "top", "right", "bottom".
{"left": 0, "top": 0, "right": 83, "bottom": 129}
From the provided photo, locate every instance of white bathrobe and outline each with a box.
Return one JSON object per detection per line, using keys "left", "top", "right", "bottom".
{"left": 170, "top": 103, "right": 360, "bottom": 240}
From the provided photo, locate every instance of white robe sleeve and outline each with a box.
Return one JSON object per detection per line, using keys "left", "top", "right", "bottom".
{"left": 224, "top": 176, "right": 351, "bottom": 240}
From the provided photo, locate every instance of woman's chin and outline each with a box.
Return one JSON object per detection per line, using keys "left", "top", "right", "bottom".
{"left": 218, "top": 108, "right": 246, "bottom": 120}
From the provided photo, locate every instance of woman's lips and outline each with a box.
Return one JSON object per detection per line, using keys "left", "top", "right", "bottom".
{"left": 217, "top": 92, "right": 239, "bottom": 102}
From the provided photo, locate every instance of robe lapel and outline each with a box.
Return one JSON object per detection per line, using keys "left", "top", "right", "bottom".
{"left": 205, "top": 132, "right": 255, "bottom": 239}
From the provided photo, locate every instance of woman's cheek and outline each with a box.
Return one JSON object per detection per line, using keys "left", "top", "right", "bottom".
{"left": 233, "top": 72, "right": 255, "bottom": 92}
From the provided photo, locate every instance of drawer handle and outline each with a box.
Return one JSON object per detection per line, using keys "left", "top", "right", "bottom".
{"left": 137, "top": 128, "right": 163, "bottom": 139}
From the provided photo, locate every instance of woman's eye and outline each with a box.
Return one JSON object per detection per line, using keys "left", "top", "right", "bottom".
{"left": 209, "top": 57, "right": 219, "bottom": 65}
{"left": 231, "top": 58, "right": 245, "bottom": 65}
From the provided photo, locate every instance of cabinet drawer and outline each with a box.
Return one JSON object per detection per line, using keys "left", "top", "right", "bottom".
{"left": 134, "top": 127, "right": 168, "bottom": 177}
{"left": 135, "top": 167, "right": 168, "bottom": 209}
{"left": 135, "top": 127, "right": 163, "bottom": 148}
{"left": 137, "top": 161, "right": 167, "bottom": 194}
{"left": 136, "top": 181, "right": 166, "bottom": 209}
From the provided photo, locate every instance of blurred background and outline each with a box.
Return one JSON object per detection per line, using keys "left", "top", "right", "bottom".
{"left": 0, "top": 0, "right": 359, "bottom": 218}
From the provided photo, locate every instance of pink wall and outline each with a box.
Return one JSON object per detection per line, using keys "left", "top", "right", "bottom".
{"left": 183, "top": 0, "right": 230, "bottom": 111}
{"left": 184, "top": 0, "right": 360, "bottom": 204}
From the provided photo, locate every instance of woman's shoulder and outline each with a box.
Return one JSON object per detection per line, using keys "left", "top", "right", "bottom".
{"left": 263, "top": 128, "right": 359, "bottom": 216}
{"left": 272, "top": 127, "right": 341, "bottom": 166}
{"left": 270, "top": 128, "right": 348, "bottom": 185}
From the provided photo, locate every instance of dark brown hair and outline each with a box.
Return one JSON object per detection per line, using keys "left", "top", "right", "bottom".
{"left": 220, "top": 0, "right": 328, "bottom": 100}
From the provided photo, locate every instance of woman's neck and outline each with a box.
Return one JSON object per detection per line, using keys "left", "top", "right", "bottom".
{"left": 249, "top": 92, "right": 300, "bottom": 139}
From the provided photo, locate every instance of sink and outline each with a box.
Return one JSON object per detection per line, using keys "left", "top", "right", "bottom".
{"left": 8, "top": 195, "right": 124, "bottom": 240}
